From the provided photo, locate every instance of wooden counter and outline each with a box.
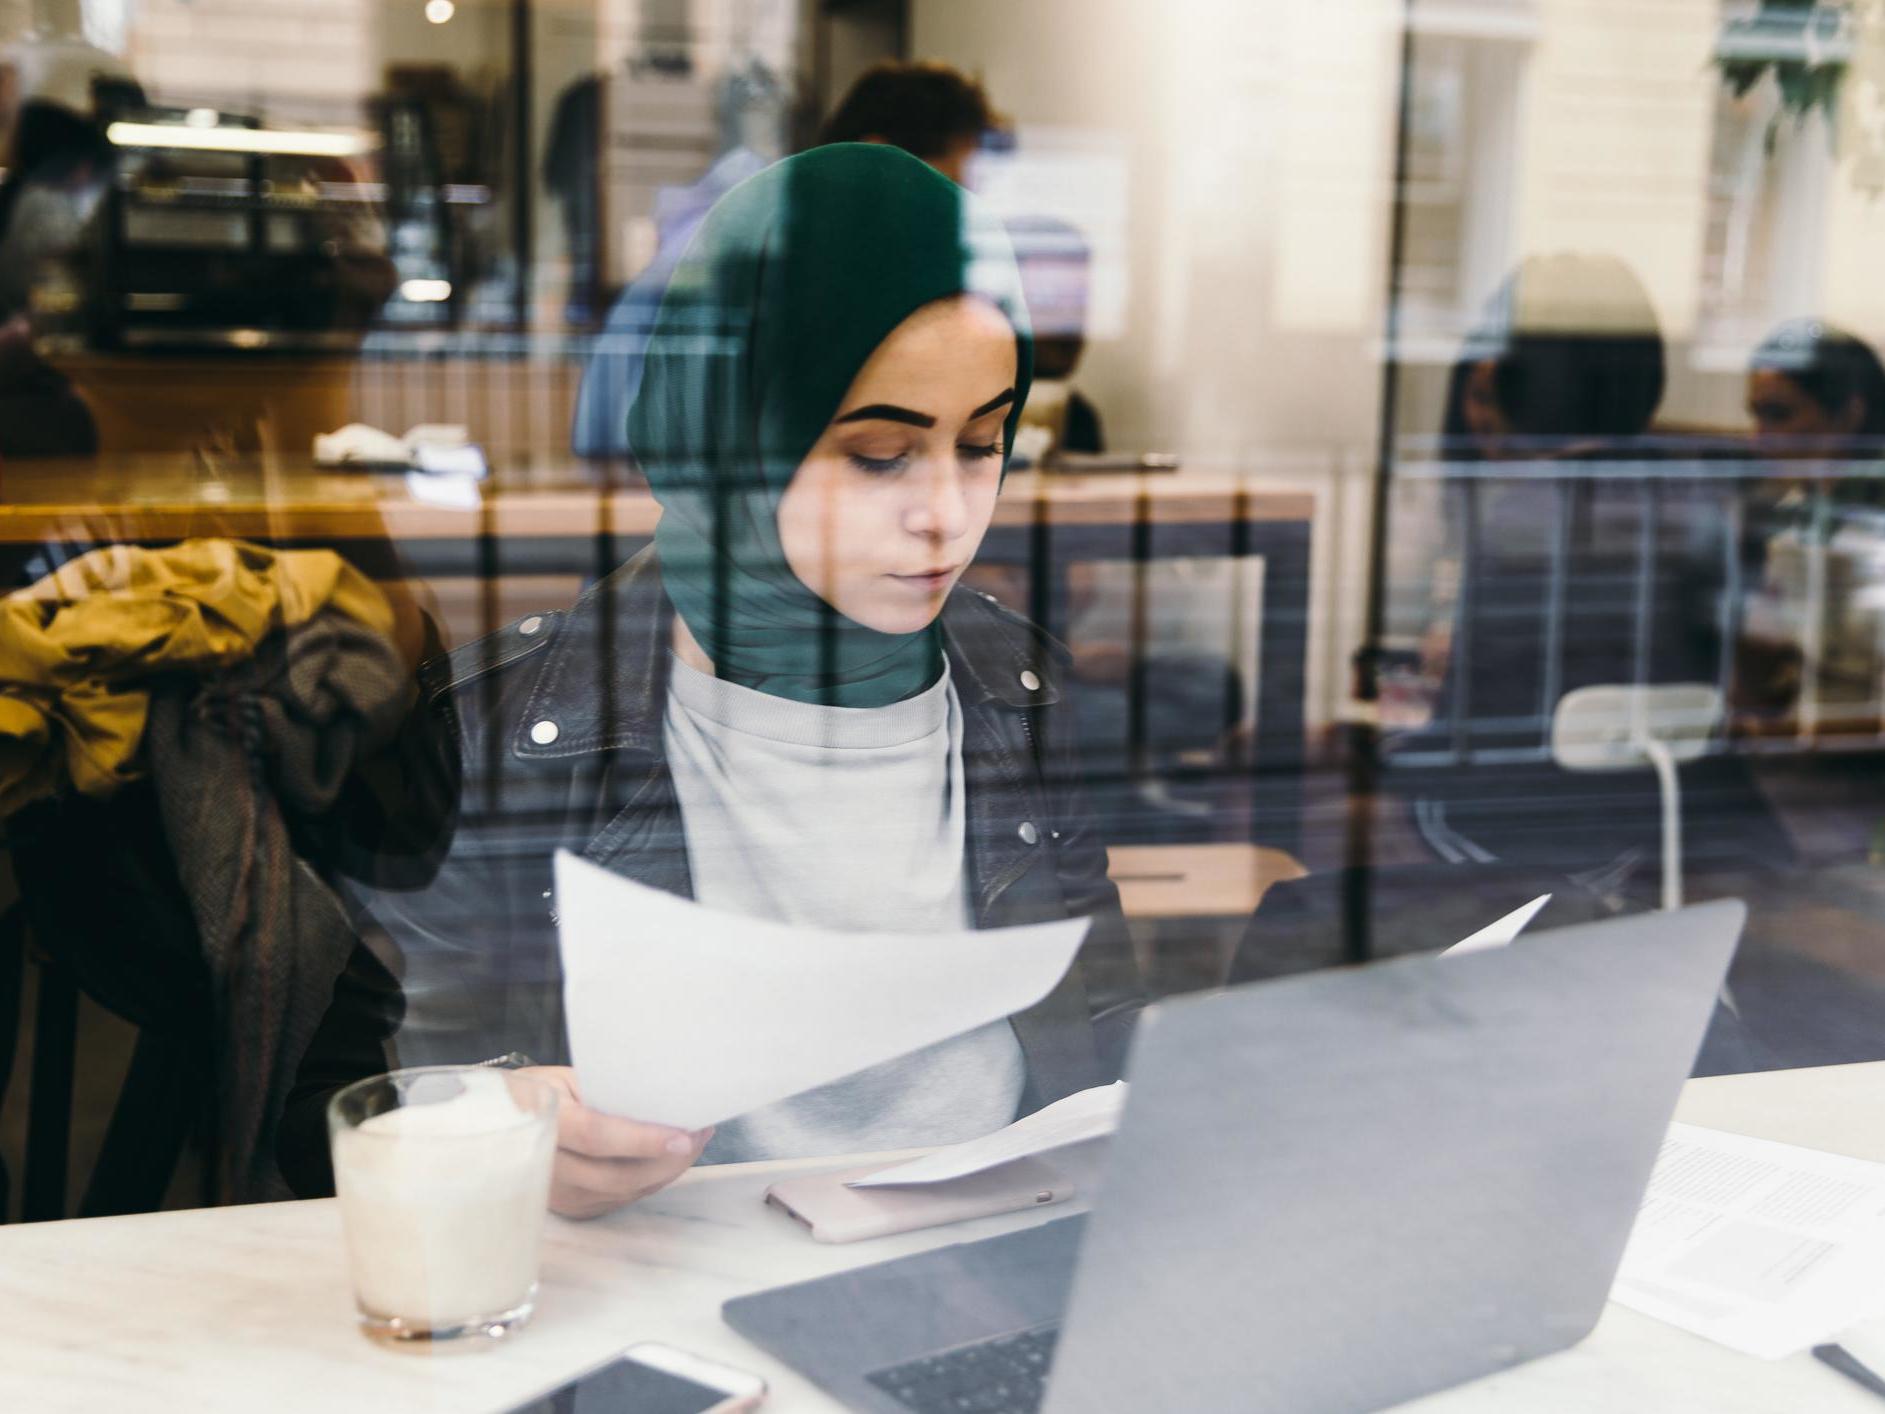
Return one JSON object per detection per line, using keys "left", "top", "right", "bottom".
{"left": 0, "top": 457, "right": 1313, "bottom": 546}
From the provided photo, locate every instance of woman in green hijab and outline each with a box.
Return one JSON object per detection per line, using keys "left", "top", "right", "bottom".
{"left": 633, "top": 140, "right": 1034, "bottom": 706}
{"left": 282, "top": 144, "right": 1142, "bottom": 1218}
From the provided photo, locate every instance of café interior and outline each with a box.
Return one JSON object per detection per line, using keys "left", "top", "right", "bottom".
{"left": 7, "top": 0, "right": 1885, "bottom": 1410}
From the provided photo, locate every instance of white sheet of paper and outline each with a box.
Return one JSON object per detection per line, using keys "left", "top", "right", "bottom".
{"left": 848, "top": 1082, "right": 1128, "bottom": 1188}
{"left": 1440, "top": 894, "right": 1551, "bottom": 956}
{"left": 553, "top": 850, "right": 1090, "bottom": 1130}
{"left": 1610, "top": 1122, "right": 1885, "bottom": 1359}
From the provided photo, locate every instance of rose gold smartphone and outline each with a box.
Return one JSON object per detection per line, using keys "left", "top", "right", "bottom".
{"left": 504, "top": 1341, "right": 766, "bottom": 1413}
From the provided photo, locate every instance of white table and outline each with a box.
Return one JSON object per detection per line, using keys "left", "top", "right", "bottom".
{"left": 5, "top": 1063, "right": 1885, "bottom": 1413}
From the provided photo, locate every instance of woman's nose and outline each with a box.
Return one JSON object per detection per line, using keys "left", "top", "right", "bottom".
{"left": 905, "top": 461, "right": 970, "bottom": 540}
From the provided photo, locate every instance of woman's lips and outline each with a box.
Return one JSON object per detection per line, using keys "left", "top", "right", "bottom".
{"left": 891, "top": 567, "right": 959, "bottom": 591}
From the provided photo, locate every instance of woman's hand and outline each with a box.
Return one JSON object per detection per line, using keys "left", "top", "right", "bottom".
{"left": 521, "top": 1066, "right": 713, "bottom": 1220}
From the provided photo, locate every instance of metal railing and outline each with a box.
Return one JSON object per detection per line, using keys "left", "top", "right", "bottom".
{"left": 1382, "top": 451, "right": 1885, "bottom": 770}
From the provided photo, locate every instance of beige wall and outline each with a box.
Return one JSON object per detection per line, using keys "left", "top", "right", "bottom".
{"left": 912, "top": 0, "right": 1403, "bottom": 730}
{"left": 126, "top": 0, "right": 378, "bottom": 118}
{"left": 913, "top": 0, "right": 1400, "bottom": 462}
{"left": 1511, "top": 0, "right": 1716, "bottom": 341}
{"left": 1820, "top": 10, "right": 1885, "bottom": 352}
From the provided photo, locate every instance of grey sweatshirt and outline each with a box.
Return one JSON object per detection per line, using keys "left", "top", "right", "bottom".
{"left": 663, "top": 653, "right": 1026, "bottom": 1163}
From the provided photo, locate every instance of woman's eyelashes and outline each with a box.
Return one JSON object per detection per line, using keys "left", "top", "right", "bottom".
{"left": 844, "top": 439, "right": 1003, "bottom": 476}
{"left": 848, "top": 449, "right": 910, "bottom": 474}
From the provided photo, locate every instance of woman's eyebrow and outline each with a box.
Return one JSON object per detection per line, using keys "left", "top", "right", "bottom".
{"left": 832, "top": 388, "right": 1015, "bottom": 429}
{"left": 835, "top": 403, "right": 935, "bottom": 428}
{"left": 969, "top": 388, "right": 1017, "bottom": 419}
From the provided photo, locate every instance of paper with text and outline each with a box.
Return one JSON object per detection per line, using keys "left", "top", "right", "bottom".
{"left": 1441, "top": 895, "right": 1551, "bottom": 956}
{"left": 553, "top": 850, "right": 1090, "bottom": 1131}
{"left": 848, "top": 1082, "right": 1128, "bottom": 1188}
{"left": 1611, "top": 1122, "right": 1885, "bottom": 1358}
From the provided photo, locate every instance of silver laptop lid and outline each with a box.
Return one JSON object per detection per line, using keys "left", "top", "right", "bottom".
{"left": 1043, "top": 899, "right": 1744, "bottom": 1414}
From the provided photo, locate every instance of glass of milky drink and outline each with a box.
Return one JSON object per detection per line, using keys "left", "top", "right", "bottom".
{"left": 328, "top": 1066, "right": 559, "bottom": 1345}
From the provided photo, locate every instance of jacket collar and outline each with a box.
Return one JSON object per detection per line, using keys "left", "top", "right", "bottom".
{"left": 511, "top": 547, "right": 1061, "bottom": 761}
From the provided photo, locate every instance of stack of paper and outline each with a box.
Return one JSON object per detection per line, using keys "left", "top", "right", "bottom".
{"left": 1612, "top": 1123, "right": 1885, "bottom": 1358}
{"left": 849, "top": 1083, "right": 1128, "bottom": 1188}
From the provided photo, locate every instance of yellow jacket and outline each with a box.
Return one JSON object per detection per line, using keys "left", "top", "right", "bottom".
{"left": 0, "top": 538, "right": 393, "bottom": 818}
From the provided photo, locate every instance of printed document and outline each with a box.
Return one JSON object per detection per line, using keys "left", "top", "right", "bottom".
{"left": 553, "top": 850, "right": 1089, "bottom": 1131}
{"left": 849, "top": 1082, "right": 1128, "bottom": 1188}
{"left": 1611, "top": 1122, "right": 1885, "bottom": 1358}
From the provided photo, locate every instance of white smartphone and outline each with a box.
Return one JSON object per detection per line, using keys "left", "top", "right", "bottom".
{"left": 504, "top": 1341, "right": 767, "bottom": 1413}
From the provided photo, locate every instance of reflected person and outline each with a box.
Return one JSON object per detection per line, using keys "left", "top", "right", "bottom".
{"left": 1747, "top": 318, "right": 1885, "bottom": 506}
{"left": 1739, "top": 320, "right": 1885, "bottom": 712}
{"left": 283, "top": 145, "right": 1142, "bottom": 1217}
{"left": 818, "top": 59, "right": 1003, "bottom": 186}
{"left": 1387, "top": 253, "right": 1784, "bottom": 878}
{"left": 0, "top": 33, "right": 140, "bottom": 457}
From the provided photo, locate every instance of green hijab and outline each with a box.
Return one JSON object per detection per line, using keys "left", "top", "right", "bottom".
{"left": 630, "top": 143, "right": 1034, "bottom": 708}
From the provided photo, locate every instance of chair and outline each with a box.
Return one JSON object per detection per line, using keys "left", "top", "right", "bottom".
{"left": 1551, "top": 683, "right": 1725, "bottom": 912}
{"left": 2, "top": 787, "right": 214, "bottom": 1222}
{"left": 1106, "top": 842, "right": 1306, "bottom": 991}
{"left": 1378, "top": 464, "right": 1793, "bottom": 880}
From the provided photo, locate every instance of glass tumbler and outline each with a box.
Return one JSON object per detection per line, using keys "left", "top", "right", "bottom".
{"left": 328, "top": 1065, "right": 559, "bottom": 1345}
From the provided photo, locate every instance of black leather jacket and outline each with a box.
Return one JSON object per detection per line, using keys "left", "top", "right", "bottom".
{"left": 280, "top": 548, "right": 1143, "bottom": 1193}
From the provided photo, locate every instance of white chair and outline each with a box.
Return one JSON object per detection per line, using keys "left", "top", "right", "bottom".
{"left": 1550, "top": 683, "right": 1725, "bottom": 912}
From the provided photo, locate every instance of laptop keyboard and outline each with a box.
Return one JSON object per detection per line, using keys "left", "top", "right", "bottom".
{"left": 865, "top": 1323, "right": 1061, "bottom": 1414}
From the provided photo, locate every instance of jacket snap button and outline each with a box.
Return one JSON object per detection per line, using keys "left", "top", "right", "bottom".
{"left": 519, "top": 615, "right": 544, "bottom": 636}
{"left": 530, "top": 719, "right": 560, "bottom": 745}
{"left": 1019, "top": 670, "right": 1041, "bottom": 692}
{"left": 1018, "top": 821, "right": 1040, "bottom": 845}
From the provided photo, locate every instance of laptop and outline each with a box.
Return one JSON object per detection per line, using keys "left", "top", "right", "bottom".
{"left": 723, "top": 900, "right": 1745, "bottom": 1414}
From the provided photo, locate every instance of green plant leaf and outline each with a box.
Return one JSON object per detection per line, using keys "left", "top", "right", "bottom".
{"left": 1722, "top": 57, "right": 1771, "bottom": 96}
{"left": 1778, "top": 63, "right": 1813, "bottom": 113}
{"left": 1809, "top": 65, "right": 1841, "bottom": 115}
